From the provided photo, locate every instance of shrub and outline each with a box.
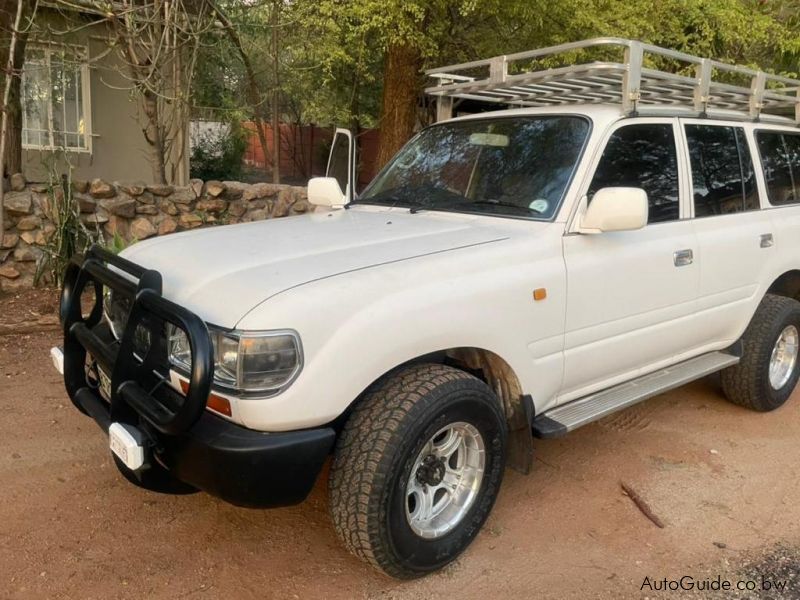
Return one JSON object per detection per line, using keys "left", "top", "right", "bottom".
{"left": 190, "top": 121, "right": 247, "bottom": 181}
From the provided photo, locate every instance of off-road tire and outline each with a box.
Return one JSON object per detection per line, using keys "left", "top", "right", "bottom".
{"left": 721, "top": 294, "right": 800, "bottom": 411}
{"left": 329, "top": 363, "right": 507, "bottom": 579}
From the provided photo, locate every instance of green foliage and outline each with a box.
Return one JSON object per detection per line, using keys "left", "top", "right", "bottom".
{"left": 190, "top": 121, "right": 248, "bottom": 181}
{"left": 35, "top": 172, "right": 101, "bottom": 288}
{"left": 191, "top": 0, "right": 800, "bottom": 131}
{"left": 105, "top": 231, "right": 134, "bottom": 255}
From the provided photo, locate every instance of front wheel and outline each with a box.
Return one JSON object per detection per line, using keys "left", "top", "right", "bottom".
{"left": 329, "top": 363, "right": 507, "bottom": 578}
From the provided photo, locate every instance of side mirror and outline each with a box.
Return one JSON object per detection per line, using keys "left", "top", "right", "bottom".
{"left": 308, "top": 177, "right": 348, "bottom": 209}
{"left": 579, "top": 187, "right": 648, "bottom": 233}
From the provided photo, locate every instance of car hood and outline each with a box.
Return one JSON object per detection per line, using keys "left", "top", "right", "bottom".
{"left": 120, "top": 206, "right": 509, "bottom": 327}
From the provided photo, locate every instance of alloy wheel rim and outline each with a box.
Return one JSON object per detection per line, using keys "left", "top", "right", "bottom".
{"left": 770, "top": 325, "right": 799, "bottom": 391}
{"left": 405, "top": 421, "right": 485, "bottom": 539}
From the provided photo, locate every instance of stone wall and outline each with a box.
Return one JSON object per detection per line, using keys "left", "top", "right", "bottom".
{"left": 1, "top": 174, "right": 310, "bottom": 288}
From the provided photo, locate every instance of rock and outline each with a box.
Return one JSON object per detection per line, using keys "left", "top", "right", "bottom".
{"left": 30, "top": 183, "right": 49, "bottom": 193}
{"left": 176, "top": 203, "right": 192, "bottom": 213}
{"left": 245, "top": 209, "right": 268, "bottom": 222}
{"left": 72, "top": 179, "right": 89, "bottom": 193}
{"left": 158, "top": 199, "right": 178, "bottom": 216}
{"left": 136, "top": 191, "right": 155, "bottom": 205}
{"left": 74, "top": 193, "right": 96, "bottom": 213}
{"left": 135, "top": 204, "right": 159, "bottom": 215}
{"left": 157, "top": 217, "right": 177, "bottom": 235}
{"left": 170, "top": 187, "right": 195, "bottom": 204}
{"left": 244, "top": 182, "right": 281, "bottom": 201}
{"left": 147, "top": 183, "right": 174, "bottom": 197}
{"left": 196, "top": 198, "right": 227, "bottom": 214}
{"left": 104, "top": 215, "right": 129, "bottom": 238}
{"left": 222, "top": 181, "right": 249, "bottom": 200}
{"left": 227, "top": 200, "right": 247, "bottom": 218}
{"left": 179, "top": 212, "right": 203, "bottom": 228}
{"left": 20, "top": 231, "right": 36, "bottom": 245}
{"left": 271, "top": 189, "right": 293, "bottom": 217}
{"left": 83, "top": 213, "right": 109, "bottom": 225}
{"left": 33, "top": 193, "right": 51, "bottom": 217}
{"left": 3, "top": 190, "right": 32, "bottom": 215}
{"left": 117, "top": 181, "right": 147, "bottom": 196}
{"left": 100, "top": 195, "right": 136, "bottom": 218}
{"left": 130, "top": 217, "right": 157, "bottom": 240}
{"left": 291, "top": 199, "right": 310, "bottom": 214}
{"left": 205, "top": 181, "right": 225, "bottom": 197}
{"left": 15, "top": 215, "right": 41, "bottom": 231}
{"left": 34, "top": 230, "right": 47, "bottom": 245}
{"left": 0, "top": 264, "right": 20, "bottom": 279}
{"left": 0, "top": 249, "right": 10, "bottom": 262}
{"left": 89, "top": 178, "right": 116, "bottom": 199}
{"left": 13, "top": 244, "right": 42, "bottom": 262}
{"left": 10, "top": 173, "right": 25, "bottom": 191}
{"left": 2, "top": 233, "right": 19, "bottom": 248}
{"left": 190, "top": 178, "right": 204, "bottom": 198}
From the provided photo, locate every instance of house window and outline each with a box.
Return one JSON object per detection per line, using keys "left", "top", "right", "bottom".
{"left": 22, "top": 45, "right": 91, "bottom": 152}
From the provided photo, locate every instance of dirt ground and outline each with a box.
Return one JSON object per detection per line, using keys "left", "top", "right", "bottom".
{"left": 1, "top": 289, "right": 800, "bottom": 599}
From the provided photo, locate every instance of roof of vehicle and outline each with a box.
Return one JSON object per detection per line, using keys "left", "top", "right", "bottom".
{"left": 427, "top": 38, "right": 800, "bottom": 127}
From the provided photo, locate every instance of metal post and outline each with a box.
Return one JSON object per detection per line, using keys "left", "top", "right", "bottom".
{"left": 489, "top": 56, "right": 508, "bottom": 84}
{"left": 622, "top": 41, "right": 643, "bottom": 114}
{"left": 693, "top": 59, "right": 712, "bottom": 115}
{"left": 436, "top": 96, "right": 454, "bottom": 122}
{"left": 750, "top": 71, "right": 766, "bottom": 121}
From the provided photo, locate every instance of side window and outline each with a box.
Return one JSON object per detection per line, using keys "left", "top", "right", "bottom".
{"left": 756, "top": 131, "right": 797, "bottom": 206}
{"left": 685, "top": 125, "right": 759, "bottom": 216}
{"left": 588, "top": 123, "right": 680, "bottom": 223}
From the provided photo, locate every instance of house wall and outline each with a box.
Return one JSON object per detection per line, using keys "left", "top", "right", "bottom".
{"left": 21, "top": 14, "right": 189, "bottom": 185}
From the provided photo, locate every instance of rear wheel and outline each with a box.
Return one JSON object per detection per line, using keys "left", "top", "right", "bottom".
{"left": 329, "top": 363, "right": 507, "bottom": 578}
{"left": 721, "top": 294, "right": 800, "bottom": 411}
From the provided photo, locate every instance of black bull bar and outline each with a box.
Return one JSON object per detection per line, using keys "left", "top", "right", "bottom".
{"left": 60, "top": 244, "right": 214, "bottom": 437}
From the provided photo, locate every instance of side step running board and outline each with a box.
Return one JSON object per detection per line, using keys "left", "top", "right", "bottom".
{"left": 533, "top": 351, "right": 740, "bottom": 438}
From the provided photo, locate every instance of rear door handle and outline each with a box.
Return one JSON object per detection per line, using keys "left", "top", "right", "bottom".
{"left": 674, "top": 249, "right": 694, "bottom": 267}
{"left": 761, "top": 233, "right": 774, "bottom": 248}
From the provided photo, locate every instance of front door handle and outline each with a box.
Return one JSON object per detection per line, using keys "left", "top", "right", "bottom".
{"left": 674, "top": 249, "right": 694, "bottom": 267}
{"left": 761, "top": 233, "right": 774, "bottom": 248}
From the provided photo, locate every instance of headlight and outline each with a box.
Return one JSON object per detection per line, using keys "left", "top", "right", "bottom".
{"left": 168, "top": 325, "right": 302, "bottom": 396}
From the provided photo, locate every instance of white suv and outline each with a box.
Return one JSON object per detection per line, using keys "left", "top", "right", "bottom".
{"left": 54, "top": 40, "right": 800, "bottom": 578}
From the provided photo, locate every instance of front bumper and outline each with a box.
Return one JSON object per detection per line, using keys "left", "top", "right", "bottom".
{"left": 59, "top": 245, "right": 334, "bottom": 508}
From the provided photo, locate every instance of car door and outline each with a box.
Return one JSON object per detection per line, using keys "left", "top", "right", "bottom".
{"left": 560, "top": 119, "right": 702, "bottom": 400}
{"left": 680, "top": 120, "right": 775, "bottom": 344}
{"left": 326, "top": 128, "right": 357, "bottom": 202}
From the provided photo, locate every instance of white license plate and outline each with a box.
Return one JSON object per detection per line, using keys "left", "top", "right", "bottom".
{"left": 109, "top": 423, "right": 145, "bottom": 471}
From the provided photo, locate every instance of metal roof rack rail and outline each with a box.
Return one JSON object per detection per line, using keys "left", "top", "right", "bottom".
{"left": 425, "top": 37, "right": 800, "bottom": 125}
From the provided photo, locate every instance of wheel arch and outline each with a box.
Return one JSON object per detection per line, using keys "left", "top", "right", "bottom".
{"left": 338, "top": 346, "right": 534, "bottom": 474}
{"left": 767, "top": 270, "right": 800, "bottom": 301}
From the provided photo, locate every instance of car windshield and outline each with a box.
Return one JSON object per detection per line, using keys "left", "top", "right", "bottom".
{"left": 358, "top": 116, "right": 590, "bottom": 219}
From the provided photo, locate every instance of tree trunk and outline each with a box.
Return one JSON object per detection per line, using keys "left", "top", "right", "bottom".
{"left": 142, "top": 89, "right": 167, "bottom": 184}
{"left": 376, "top": 43, "right": 422, "bottom": 169}
{"left": 209, "top": 1, "right": 272, "bottom": 178}
{"left": 0, "top": 0, "right": 29, "bottom": 179}
{"left": 271, "top": 0, "right": 280, "bottom": 184}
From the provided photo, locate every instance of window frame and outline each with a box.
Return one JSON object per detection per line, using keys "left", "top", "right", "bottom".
{"left": 571, "top": 117, "right": 691, "bottom": 229}
{"left": 21, "top": 43, "right": 92, "bottom": 154}
{"left": 681, "top": 122, "right": 761, "bottom": 219}
{"left": 753, "top": 128, "right": 800, "bottom": 208}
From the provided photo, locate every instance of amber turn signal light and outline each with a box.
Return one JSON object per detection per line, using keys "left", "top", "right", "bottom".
{"left": 178, "top": 379, "right": 232, "bottom": 417}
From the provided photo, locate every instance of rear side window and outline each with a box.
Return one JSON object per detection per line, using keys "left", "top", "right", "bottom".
{"left": 757, "top": 131, "right": 799, "bottom": 205}
{"left": 685, "top": 125, "right": 759, "bottom": 217}
{"left": 588, "top": 123, "right": 680, "bottom": 223}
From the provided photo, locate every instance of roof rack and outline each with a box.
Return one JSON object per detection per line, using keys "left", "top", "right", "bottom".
{"left": 425, "top": 38, "right": 800, "bottom": 125}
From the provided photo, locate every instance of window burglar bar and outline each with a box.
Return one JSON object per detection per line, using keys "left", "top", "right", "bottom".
{"left": 22, "top": 44, "right": 92, "bottom": 152}
{"left": 426, "top": 38, "right": 800, "bottom": 125}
